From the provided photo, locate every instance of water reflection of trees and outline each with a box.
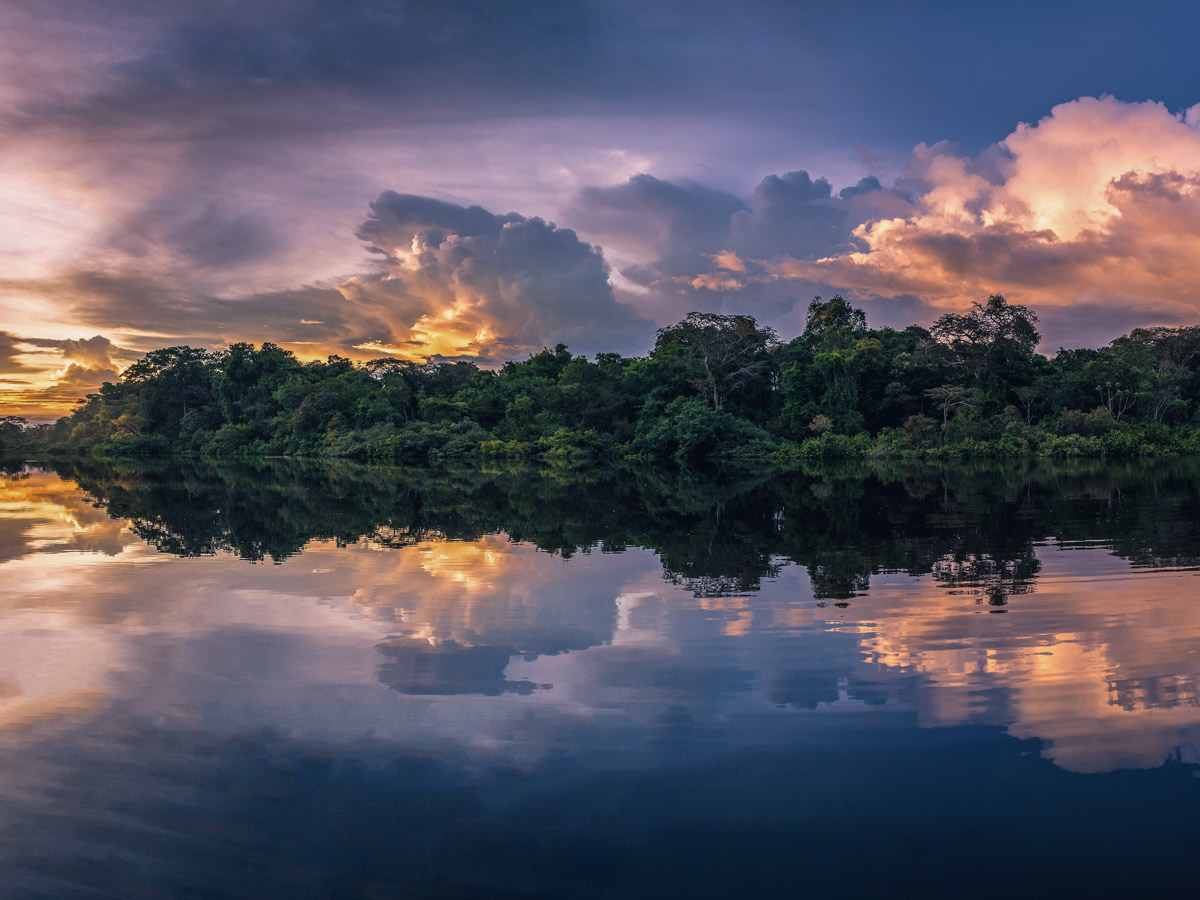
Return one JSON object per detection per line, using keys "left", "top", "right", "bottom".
{"left": 48, "top": 457, "right": 1200, "bottom": 606}
{"left": 931, "top": 551, "right": 1040, "bottom": 607}
{"left": 1107, "top": 673, "right": 1200, "bottom": 712}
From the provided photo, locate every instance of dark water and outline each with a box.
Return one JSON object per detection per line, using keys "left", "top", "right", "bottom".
{"left": 2, "top": 458, "right": 1200, "bottom": 898}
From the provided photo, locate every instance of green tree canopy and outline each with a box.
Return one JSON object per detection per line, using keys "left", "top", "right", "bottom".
{"left": 802, "top": 295, "right": 867, "bottom": 351}
{"left": 651, "top": 312, "right": 778, "bottom": 412}
{"left": 930, "top": 294, "right": 1040, "bottom": 386}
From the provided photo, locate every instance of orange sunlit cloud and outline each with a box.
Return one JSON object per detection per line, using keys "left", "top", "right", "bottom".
{"left": 8, "top": 96, "right": 1200, "bottom": 419}
{"left": 770, "top": 97, "right": 1200, "bottom": 322}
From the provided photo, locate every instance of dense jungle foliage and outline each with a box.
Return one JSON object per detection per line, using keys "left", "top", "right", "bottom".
{"left": 6, "top": 295, "right": 1200, "bottom": 467}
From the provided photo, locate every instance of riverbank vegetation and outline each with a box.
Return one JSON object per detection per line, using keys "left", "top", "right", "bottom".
{"left": 6, "top": 295, "right": 1200, "bottom": 468}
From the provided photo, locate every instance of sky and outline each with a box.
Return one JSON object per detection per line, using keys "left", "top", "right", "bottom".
{"left": 4, "top": 0, "right": 1200, "bottom": 418}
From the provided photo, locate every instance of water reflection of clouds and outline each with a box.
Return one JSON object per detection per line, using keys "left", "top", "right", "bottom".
{"left": 3, "top": 471, "right": 1200, "bottom": 775}
{"left": 851, "top": 559, "right": 1200, "bottom": 772}
{"left": 0, "top": 469, "right": 126, "bottom": 564}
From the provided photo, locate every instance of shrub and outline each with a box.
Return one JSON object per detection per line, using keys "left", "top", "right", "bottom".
{"left": 799, "top": 431, "right": 870, "bottom": 460}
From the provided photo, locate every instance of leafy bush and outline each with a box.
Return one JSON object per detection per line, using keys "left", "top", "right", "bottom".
{"left": 799, "top": 432, "right": 870, "bottom": 460}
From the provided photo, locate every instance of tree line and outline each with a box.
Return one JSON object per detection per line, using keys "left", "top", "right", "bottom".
{"left": 6, "top": 294, "right": 1200, "bottom": 467}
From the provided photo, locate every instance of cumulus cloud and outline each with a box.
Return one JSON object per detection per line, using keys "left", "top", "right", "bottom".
{"left": 4, "top": 192, "right": 654, "bottom": 368}
{"left": 573, "top": 97, "right": 1200, "bottom": 348}
{"left": 573, "top": 169, "right": 910, "bottom": 278}
{"left": 571, "top": 175, "right": 747, "bottom": 286}
{"left": 0, "top": 191, "right": 657, "bottom": 415}
{"left": 729, "top": 171, "right": 905, "bottom": 260}
{"left": 0, "top": 331, "right": 130, "bottom": 418}
{"left": 769, "top": 97, "right": 1200, "bottom": 346}
{"left": 0, "top": 331, "right": 123, "bottom": 379}
{"left": 569, "top": 168, "right": 913, "bottom": 327}
{"left": 347, "top": 191, "right": 654, "bottom": 361}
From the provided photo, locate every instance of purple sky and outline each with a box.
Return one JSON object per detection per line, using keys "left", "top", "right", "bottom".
{"left": 4, "top": 0, "right": 1200, "bottom": 416}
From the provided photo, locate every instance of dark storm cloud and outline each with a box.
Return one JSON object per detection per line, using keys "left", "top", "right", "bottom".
{"left": 0, "top": 332, "right": 40, "bottom": 376}
{"left": 6, "top": 0, "right": 669, "bottom": 137}
{"left": 358, "top": 193, "right": 517, "bottom": 246}
{"left": 12, "top": 0, "right": 1200, "bottom": 152}
{"left": 572, "top": 175, "right": 746, "bottom": 285}
{"left": 571, "top": 169, "right": 915, "bottom": 326}
{"left": 575, "top": 170, "right": 910, "bottom": 282}
{"left": 730, "top": 171, "right": 907, "bottom": 260}
{"left": 1, "top": 192, "right": 655, "bottom": 368}
{"left": 731, "top": 171, "right": 844, "bottom": 260}
{"left": 113, "top": 203, "right": 281, "bottom": 268}
{"left": 349, "top": 192, "right": 655, "bottom": 360}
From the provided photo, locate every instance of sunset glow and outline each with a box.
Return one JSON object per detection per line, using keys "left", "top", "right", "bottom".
{"left": 8, "top": 5, "right": 1200, "bottom": 895}
{"left": 3, "top": 4, "right": 1200, "bottom": 420}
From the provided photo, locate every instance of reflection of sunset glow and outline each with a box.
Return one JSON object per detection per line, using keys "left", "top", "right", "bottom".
{"left": 4, "top": 470, "right": 1200, "bottom": 774}
{"left": 0, "top": 688, "right": 109, "bottom": 734}
{"left": 851, "top": 561, "right": 1200, "bottom": 772}
{"left": 1, "top": 471, "right": 130, "bottom": 561}
{"left": 418, "top": 542, "right": 501, "bottom": 586}
{"left": 349, "top": 537, "right": 509, "bottom": 613}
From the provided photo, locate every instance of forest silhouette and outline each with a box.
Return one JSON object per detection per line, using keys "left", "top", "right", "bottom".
{"left": 6, "top": 295, "right": 1200, "bottom": 467}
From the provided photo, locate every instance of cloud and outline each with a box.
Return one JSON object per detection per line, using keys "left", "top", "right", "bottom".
{"left": 347, "top": 191, "right": 655, "bottom": 361}
{"left": 0, "top": 331, "right": 40, "bottom": 377}
{"left": 566, "top": 97, "right": 1200, "bottom": 348}
{"left": 569, "top": 168, "right": 913, "bottom": 327}
{"left": 49, "top": 335, "right": 121, "bottom": 372}
{"left": 3, "top": 193, "right": 655, "bottom": 367}
{"left": 764, "top": 97, "right": 1200, "bottom": 346}
{"left": 0, "top": 330, "right": 122, "bottom": 378}
{"left": 0, "top": 331, "right": 127, "bottom": 417}
{"left": 1, "top": 0, "right": 663, "bottom": 140}
{"left": 0, "top": 190, "right": 658, "bottom": 415}
{"left": 729, "top": 171, "right": 900, "bottom": 261}
{"left": 571, "top": 175, "right": 747, "bottom": 286}
{"left": 573, "top": 170, "right": 910, "bottom": 280}
{"left": 111, "top": 202, "right": 281, "bottom": 269}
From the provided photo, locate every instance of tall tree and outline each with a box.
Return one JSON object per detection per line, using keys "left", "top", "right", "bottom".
{"left": 930, "top": 294, "right": 1040, "bottom": 388}
{"left": 802, "top": 295, "right": 867, "bottom": 350}
{"left": 652, "top": 313, "right": 778, "bottom": 412}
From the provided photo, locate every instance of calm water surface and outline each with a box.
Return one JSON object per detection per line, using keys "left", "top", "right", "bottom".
{"left": 2, "top": 459, "right": 1199, "bottom": 898}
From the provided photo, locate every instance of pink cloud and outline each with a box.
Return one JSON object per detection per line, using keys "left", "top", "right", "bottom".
{"left": 765, "top": 97, "right": 1200, "bottom": 343}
